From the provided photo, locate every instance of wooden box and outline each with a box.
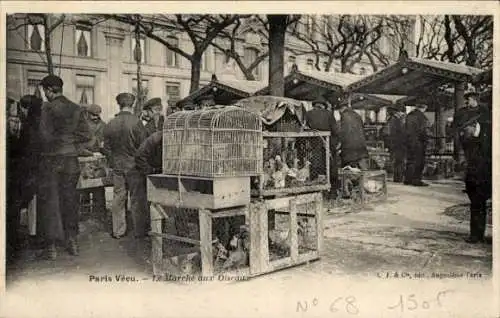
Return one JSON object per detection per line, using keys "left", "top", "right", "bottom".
{"left": 147, "top": 174, "right": 251, "bottom": 210}
{"left": 77, "top": 154, "right": 112, "bottom": 189}
{"left": 335, "top": 169, "right": 387, "bottom": 210}
{"left": 148, "top": 192, "right": 323, "bottom": 279}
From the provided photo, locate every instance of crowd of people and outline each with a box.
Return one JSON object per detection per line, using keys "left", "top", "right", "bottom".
{"left": 5, "top": 74, "right": 492, "bottom": 267}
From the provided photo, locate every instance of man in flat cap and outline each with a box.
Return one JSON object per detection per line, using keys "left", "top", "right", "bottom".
{"left": 336, "top": 96, "right": 369, "bottom": 170}
{"left": 455, "top": 90, "right": 492, "bottom": 243}
{"left": 404, "top": 103, "right": 430, "bottom": 186}
{"left": 304, "top": 97, "right": 339, "bottom": 199}
{"left": 103, "top": 93, "right": 148, "bottom": 239}
{"left": 386, "top": 104, "right": 407, "bottom": 183}
{"left": 37, "top": 75, "right": 92, "bottom": 259}
{"left": 142, "top": 97, "right": 165, "bottom": 137}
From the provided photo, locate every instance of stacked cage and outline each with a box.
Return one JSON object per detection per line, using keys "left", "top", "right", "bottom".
{"left": 163, "top": 106, "right": 263, "bottom": 177}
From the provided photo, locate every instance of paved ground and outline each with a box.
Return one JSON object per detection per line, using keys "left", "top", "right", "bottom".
{"left": 3, "top": 179, "right": 495, "bottom": 318}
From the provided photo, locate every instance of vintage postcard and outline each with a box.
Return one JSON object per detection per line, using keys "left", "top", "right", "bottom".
{"left": 1, "top": 1, "right": 498, "bottom": 317}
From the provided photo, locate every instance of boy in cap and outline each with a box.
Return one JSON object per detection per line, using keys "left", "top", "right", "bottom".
{"left": 37, "top": 75, "right": 92, "bottom": 259}
{"left": 404, "top": 103, "right": 430, "bottom": 186}
{"left": 142, "top": 97, "right": 164, "bottom": 136}
{"left": 103, "top": 93, "right": 149, "bottom": 239}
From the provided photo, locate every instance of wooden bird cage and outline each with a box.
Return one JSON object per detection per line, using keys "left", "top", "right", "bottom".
{"left": 163, "top": 106, "right": 263, "bottom": 178}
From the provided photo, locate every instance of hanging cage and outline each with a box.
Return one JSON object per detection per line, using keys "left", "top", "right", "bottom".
{"left": 162, "top": 106, "right": 263, "bottom": 177}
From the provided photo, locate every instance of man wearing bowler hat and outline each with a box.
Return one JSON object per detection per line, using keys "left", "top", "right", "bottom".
{"left": 142, "top": 97, "right": 165, "bottom": 136}
{"left": 404, "top": 103, "right": 430, "bottom": 186}
{"left": 103, "top": 93, "right": 148, "bottom": 239}
{"left": 37, "top": 75, "right": 92, "bottom": 259}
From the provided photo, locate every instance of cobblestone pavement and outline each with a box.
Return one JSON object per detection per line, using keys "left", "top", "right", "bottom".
{"left": 3, "top": 180, "right": 495, "bottom": 318}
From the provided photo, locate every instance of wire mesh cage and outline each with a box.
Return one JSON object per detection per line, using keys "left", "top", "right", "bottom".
{"left": 251, "top": 131, "right": 331, "bottom": 196}
{"left": 163, "top": 106, "right": 263, "bottom": 177}
{"left": 335, "top": 168, "right": 387, "bottom": 210}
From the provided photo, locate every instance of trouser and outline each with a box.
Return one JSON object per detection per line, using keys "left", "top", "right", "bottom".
{"left": 37, "top": 156, "right": 81, "bottom": 244}
{"left": 329, "top": 153, "right": 338, "bottom": 199}
{"left": 405, "top": 146, "right": 425, "bottom": 183}
{"left": 391, "top": 149, "right": 405, "bottom": 182}
{"left": 111, "top": 168, "right": 149, "bottom": 237}
{"left": 465, "top": 179, "right": 489, "bottom": 240}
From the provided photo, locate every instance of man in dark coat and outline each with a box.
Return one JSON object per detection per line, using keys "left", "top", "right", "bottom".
{"left": 336, "top": 100, "right": 369, "bottom": 169}
{"left": 81, "top": 104, "right": 105, "bottom": 154}
{"left": 37, "top": 75, "right": 92, "bottom": 259}
{"left": 103, "top": 93, "right": 149, "bottom": 239}
{"left": 457, "top": 91, "right": 491, "bottom": 243}
{"left": 404, "top": 104, "right": 430, "bottom": 186}
{"left": 386, "top": 104, "right": 406, "bottom": 182}
{"left": 143, "top": 97, "right": 165, "bottom": 136}
{"left": 304, "top": 98, "right": 339, "bottom": 199}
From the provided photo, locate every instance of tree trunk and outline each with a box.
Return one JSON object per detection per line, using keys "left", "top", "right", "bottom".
{"left": 189, "top": 53, "right": 202, "bottom": 93}
{"left": 43, "top": 16, "right": 54, "bottom": 75}
{"left": 268, "top": 15, "right": 287, "bottom": 97}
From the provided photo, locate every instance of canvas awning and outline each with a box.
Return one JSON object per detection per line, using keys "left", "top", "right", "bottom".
{"left": 176, "top": 75, "right": 265, "bottom": 108}
{"left": 346, "top": 56, "right": 484, "bottom": 96}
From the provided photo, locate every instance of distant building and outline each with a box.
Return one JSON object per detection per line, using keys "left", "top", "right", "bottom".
{"left": 6, "top": 14, "right": 415, "bottom": 121}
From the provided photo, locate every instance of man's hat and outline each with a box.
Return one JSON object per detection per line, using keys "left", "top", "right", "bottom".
{"left": 143, "top": 97, "right": 162, "bottom": 110}
{"left": 311, "top": 96, "right": 329, "bottom": 108}
{"left": 388, "top": 103, "right": 405, "bottom": 112}
{"left": 86, "top": 104, "right": 102, "bottom": 116}
{"left": 116, "top": 93, "right": 135, "bottom": 107}
{"left": 40, "top": 75, "right": 64, "bottom": 88}
{"left": 415, "top": 103, "right": 428, "bottom": 109}
{"left": 20, "top": 95, "right": 43, "bottom": 109}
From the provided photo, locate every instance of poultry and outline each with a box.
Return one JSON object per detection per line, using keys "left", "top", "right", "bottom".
{"left": 272, "top": 155, "right": 287, "bottom": 188}
{"left": 262, "top": 158, "right": 276, "bottom": 189}
{"left": 296, "top": 160, "right": 311, "bottom": 183}
{"left": 287, "top": 158, "right": 300, "bottom": 178}
{"left": 269, "top": 221, "right": 307, "bottom": 252}
{"left": 222, "top": 232, "right": 248, "bottom": 270}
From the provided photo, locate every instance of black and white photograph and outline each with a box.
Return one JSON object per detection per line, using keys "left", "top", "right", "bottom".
{"left": 1, "top": 2, "right": 498, "bottom": 317}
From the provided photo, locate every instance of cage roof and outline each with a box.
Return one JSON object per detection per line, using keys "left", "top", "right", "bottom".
{"left": 254, "top": 65, "right": 365, "bottom": 101}
{"left": 175, "top": 75, "right": 265, "bottom": 108}
{"left": 346, "top": 56, "right": 484, "bottom": 96}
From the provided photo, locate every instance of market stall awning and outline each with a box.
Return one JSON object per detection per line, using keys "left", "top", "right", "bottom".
{"left": 350, "top": 93, "right": 407, "bottom": 110}
{"left": 474, "top": 68, "right": 492, "bottom": 84}
{"left": 254, "top": 65, "right": 365, "bottom": 101}
{"left": 346, "top": 56, "right": 484, "bottom": 96}
{"left": 176, "top": 75, "right": 265, "bottom": 108}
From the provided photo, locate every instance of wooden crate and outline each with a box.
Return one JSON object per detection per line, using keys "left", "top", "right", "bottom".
{"left": 77, "top": 154, "right": 113, "bottom": 190}
{"left": 251, "top": 131, "right": 331, "bottom": 198}
{"left": 148, "top": 192, "right": 323, "bottom": 279}
{"left": 147, "top": 174, "right": 251, "bottom": 210}
{"left": 335, "top": 169, "right": 387, "bottom": 210}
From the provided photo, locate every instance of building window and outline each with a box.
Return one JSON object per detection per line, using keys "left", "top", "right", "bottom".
{"left": 75, "top": 75, "right": 95, "bottom": 105}
{"left": 287, "top": 55, "right": 296, "bottom": 71}
{"left": 244, "top": 47, "right": 260, "bottom": 77}
{"left": 75, "top": 26, "right": 92, "bottom": 57}
{"left": 166, "top": 83, "right": 181, "bottom": 108}
{"left": 132, "top": 37, "right": 146, "bottom": 63}
{"left": 166, "top": 37, "right": 179, "bottom": 68}
{"left": 27, "top": 24, "right": 45, "bottom": 51}
{"left": 323, "top": 16, "right": 330, "bottom": 34}
{"left": 201, "top": 49, "right": 212, "bottom": 72}
{"left": 27, "top": 78, "right": 44, "bottom": 99}
{"left": 132, "top": 79, "right": 149, "bottom": 106}
{"left": 306, "top": 16, "right": 314, "bottom": 36}
{"left": 306, "top": 59, "right": 314, "bottom": 71}
{"left": 323, "top": 61, "right": 329, "bottom": 72}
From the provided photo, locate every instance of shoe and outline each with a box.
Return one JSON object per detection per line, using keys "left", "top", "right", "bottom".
{"left": 47, "top": 244, "right": 57, "bottom": 260}
{"left": 111, "top": 233, "right": 125, "bottom": 239}
{"left": 464, "top": 236, "right": 482, "bottom": 244}
{"left": 67, "top": 238, "right": 79, "bottom": 256}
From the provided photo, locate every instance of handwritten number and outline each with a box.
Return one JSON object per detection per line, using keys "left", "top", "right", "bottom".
{"left": 387, "top": 295, "right": 403, "bottom": 312}
{"left": 407, "top": 294, "right": 418, "bottom": 311}
{"left": 329, "top": 297, "right": 343, "bottom": 313}
{"left": 345, "top": 296, "right": 359, "bottom": 315}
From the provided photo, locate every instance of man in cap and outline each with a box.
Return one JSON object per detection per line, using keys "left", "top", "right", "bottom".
{"left": 304, "top": 97, "right": 339, "bottom": 199}
{"left": 336, "top": 96, "right": 369, "bottom": 170}
{"left": 142, "top": 97, "right": 165, "bottom": 136}
{"left": 404, "top": 103, "right": 430, "bottom": 186}
{"left": 386, "top": 104, "right": 407, "bottom": 183}
{"left": 455, "top": 91, "right": 492, "bottom": 243}
{"left": 37, "top": 75, "right": 92, "bottom": 259}
{"left": 82, "top": 104, "right": 105, "bottom": 153}
{"left": 103, "top": 93, "right": 148, "bottom": 239}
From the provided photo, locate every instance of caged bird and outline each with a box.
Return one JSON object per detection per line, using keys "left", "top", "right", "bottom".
{"left": 268, "top": 221, "right": 307, "bottom": 252}
{"left": 262, "top": 158, "right": 276, "bottom": 189}
{"left": 222, "top": 226, "right": 249, "bottom": 270}
{"left": 272, "top": 155, "right": 288, "bottom": 188}
{"left": 296, "top": 160, "right": 311, "bottom": 183}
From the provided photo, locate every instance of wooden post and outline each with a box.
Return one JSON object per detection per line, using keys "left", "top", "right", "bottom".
{"left": 315, "top": 193, "right": 324, "bottom": 254}
{"left": 150, "top": 203, "right": 164, "bottom": 276}
{"left": 199, "top": 209, "right": 214, "bottom": 276}
{"left": 435, "top": 103, "right": 444, "bottom": 153}
{"left": 454, "top": 81, "right": 465, "bottom": 162}
{"left": 289, "top": 198, "right": 299, "bottom": 262}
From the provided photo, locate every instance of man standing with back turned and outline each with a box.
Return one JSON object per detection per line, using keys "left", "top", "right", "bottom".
{"left": 103, "top": 93, "right": 148, "bottom": 239}
{"left": 38, "top": 75, "right": 92, "bottom": 259}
